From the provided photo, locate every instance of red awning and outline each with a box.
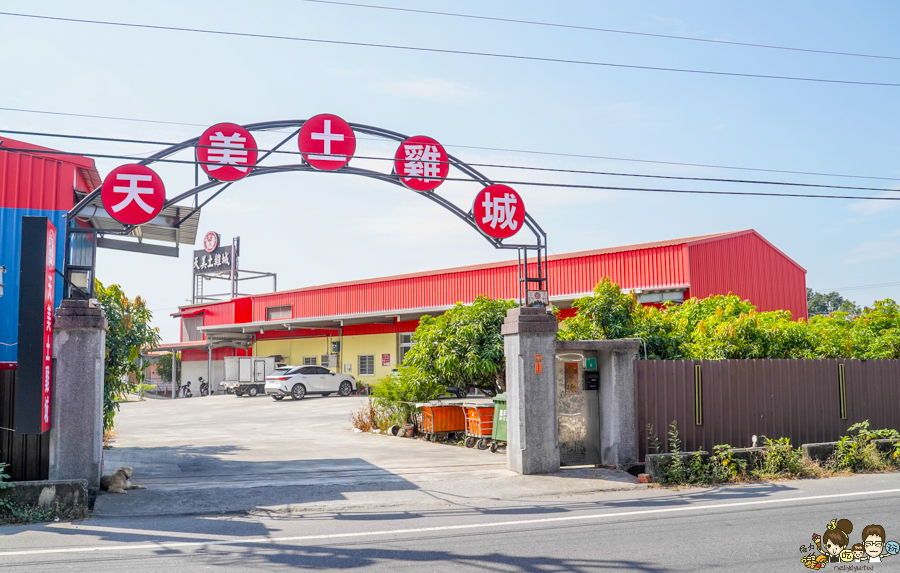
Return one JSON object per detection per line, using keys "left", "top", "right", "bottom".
{"left": 171, "top": 309, "right": 207, "bottom": 318}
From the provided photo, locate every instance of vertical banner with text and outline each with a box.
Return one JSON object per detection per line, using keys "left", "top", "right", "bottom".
{"left": 15, "top": 216, "right": 56, "bottom": 434}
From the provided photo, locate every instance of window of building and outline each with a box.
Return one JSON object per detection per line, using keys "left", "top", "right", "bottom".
{"left": 266, "top": 305, "right": 291, "bottom": 320}
{"left": 303, "top": 356, "right": 317, "bottom": 366}
{"left": 182, "top": 315, "right": 204, "bottom": 342}
{"left": 398, "top": 333, "right": 415, "bottom": 364}
{"left": 358, "top": 355, "right": 375, "bottom": 376}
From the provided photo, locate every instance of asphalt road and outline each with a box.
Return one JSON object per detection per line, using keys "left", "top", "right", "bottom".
{"left": 4, "top": 472, "right": 900, "bottom": 572}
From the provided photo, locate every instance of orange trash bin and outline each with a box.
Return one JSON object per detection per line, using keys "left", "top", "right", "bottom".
{"left": 463, "top": 404, "right": 494, "bottom": 450}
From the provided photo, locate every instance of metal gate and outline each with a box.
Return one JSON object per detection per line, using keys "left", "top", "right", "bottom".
{"left": 555, "top": 350, "right": 601, "bottom": 465}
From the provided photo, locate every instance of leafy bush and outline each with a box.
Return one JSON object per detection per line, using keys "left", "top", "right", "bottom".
{"left": 370, "top": 366, "right": 445, "bottom": 427}
{"left": 833, "top": 420, "right": 898, "bottom": 472}
{"left": 559, "top": 278, "right": 900, "bottom": 361}
{"left": 712, "top": 444, "right": 747, "bottom": 479}
{"left": 758, "top": 437, "right": 805, "bottom": 476}
{"left": 95, "top": 281, "right": 161, "bottom": 431}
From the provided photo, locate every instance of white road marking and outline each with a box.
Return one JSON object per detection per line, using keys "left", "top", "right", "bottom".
{"left": 4, "top": 487, "right": 900, "bottom": 557}
{"left": 45, "top": 523, "right": 237, "bottom": 541}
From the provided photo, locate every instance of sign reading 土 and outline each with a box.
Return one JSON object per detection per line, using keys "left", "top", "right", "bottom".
{"left": 16, "top": 217, "right": 56, "bottom": 434}
{"left": 298, "top": 114, "right": 356, "bottom": 171}
{"left": 100, "top": 164, "right": 166, "bottom": 226}
{"left": 394, "top": 135, "right": 449, "bottom": 192}
{"left": 196, "top": 123, "right": 258, "bottom": 181}
{"left": 473, "top": 184, "right": 526, "bottom": 239}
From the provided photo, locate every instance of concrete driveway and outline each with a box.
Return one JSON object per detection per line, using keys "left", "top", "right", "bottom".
{"left": 97, "top": 393, "right": 642, "bottom": 517}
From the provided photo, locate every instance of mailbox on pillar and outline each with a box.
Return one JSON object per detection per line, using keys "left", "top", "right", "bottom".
{"left": 16, "top": 217, "right": 56, "bottom": 434}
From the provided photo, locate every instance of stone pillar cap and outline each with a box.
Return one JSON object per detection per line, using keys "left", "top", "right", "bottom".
{"left": 501, "top": 306, "right": 558, "bottom": 335}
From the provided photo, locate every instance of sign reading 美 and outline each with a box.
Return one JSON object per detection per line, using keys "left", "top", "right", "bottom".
{"left": 16, "top": 217, "right": 56, "bottom": 434}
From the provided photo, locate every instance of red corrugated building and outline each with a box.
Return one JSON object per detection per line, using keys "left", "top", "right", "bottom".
{"left": 0, "top": 138, "right": 101, "bottom": 363}
{"left": 165, "top": 229, "right": 807, "bottom": 389}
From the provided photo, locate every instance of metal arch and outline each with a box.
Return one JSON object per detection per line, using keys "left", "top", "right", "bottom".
{"left": 64, "top": 118, "right": 548, "bottom": 304}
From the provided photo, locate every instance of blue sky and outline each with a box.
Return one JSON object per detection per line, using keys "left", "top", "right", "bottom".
{"left": 2, "top": 1, "right": 899, "bottom": 341}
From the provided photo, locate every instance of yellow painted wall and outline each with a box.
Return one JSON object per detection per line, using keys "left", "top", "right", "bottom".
{"left": 256, "top": 333, "right": 398, "bottom": 379}
{"left": 341, "top": 333, "right": 397, "bottom": 380}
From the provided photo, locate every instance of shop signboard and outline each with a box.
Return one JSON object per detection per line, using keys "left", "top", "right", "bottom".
{"left": 394, "top": 135, "right": 449, "bottom": 192}
{"left": 473, "top": 184, "right": 525, "bottom": 239}
{"left": 196, "top": 123, "right": 258, "bottom": 181}
{"left": 298, "top": 114, "right": 356, "bottom": 171}
{"left": 100, "top": 164, "right": 166, "bottom": 226}
{"left": 16, "top": 217, "right": 56, "bottom": 434}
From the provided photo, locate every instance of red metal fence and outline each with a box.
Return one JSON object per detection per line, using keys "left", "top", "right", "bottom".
{"left": 635, "top": 359, "right": 900, "bottom": 461}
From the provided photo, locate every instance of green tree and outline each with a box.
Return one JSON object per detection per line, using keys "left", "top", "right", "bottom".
{"left": 807, "top": 288, "right": 861, "bottom": 317}
{"left": 557, "top": 278, "right": 638, "bottom": 341}
{"left": 95, "top": 280, "right": 161, "bottom": 431}
{"left": 155, "top": 352, "right": 180, "bottom": 384}
{"left": 402, "top": 296, "right": 517, "bottom": 393}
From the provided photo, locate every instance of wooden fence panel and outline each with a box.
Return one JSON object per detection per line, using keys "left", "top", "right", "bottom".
{"left": 635, "top": 359, "right": 900, "bottom": 461}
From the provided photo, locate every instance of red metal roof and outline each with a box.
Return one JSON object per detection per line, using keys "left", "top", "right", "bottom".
{"left": 0, "top": 137, "right": 101, "bottom": 210}
{"left": 175, "top": 229, "right": 809, "bottom": 334}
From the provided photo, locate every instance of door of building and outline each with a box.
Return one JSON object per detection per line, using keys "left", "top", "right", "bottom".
{"left": 555, "top": 350, "right": 601, "bottom": 466}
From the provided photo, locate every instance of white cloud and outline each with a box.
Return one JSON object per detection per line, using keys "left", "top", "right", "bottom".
{"left": 366, "top": 78, "right": 483, "bottom": 104}
{"left": 842, "top": 240, "right": 900, "bottom": 264}
{"left": 846, "top": 190, "right": 900, "bottom": 217}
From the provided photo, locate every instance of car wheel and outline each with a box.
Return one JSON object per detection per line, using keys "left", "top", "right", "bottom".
{"left": 456, "top": 388, "right": 468, "bottom": 399}
{"left": 247, "top": 386, "right": 258, "bottom": 397}
{"left": 272, "top": 395, "right": 283, "bottom": 401}
{"left": 339, "top": 381, "right": 353, "bottom": 397}
{"left": 234, "top": 390, "right": 243, "bottom": 397}
{"left": 291, "top": 384, "right": 306, "bottom": 400}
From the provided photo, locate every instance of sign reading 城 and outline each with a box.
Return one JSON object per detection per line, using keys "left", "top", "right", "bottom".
{"left": 473, "top": 184, "right": 526, "bottom": 240}
{"left": 16, "top": 217, "right": 56, "bottom": 434}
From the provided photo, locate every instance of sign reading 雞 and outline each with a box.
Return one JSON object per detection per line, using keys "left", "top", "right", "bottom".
{"left": 473, "top": 184, "right": 525, "bottom": 239}
{"left": 298, "top": 114, "right": 356, "bottom": 171}
{"left": 16, "top": 217, "right": 56, "bottom": 434}
{"left": 100, "top": 164, "right": 166, "bottom": 226}
{"left": 196, "top": 123, "right": 258, "bottom": 181}
{"left": 394, "top": 136, "right": 449, "bottom": 192}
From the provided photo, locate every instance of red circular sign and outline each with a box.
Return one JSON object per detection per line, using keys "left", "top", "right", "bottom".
{"left": 100, "top": 164, "right": 166, "bottom": 226}
{"left": 203, "top": 232, "right": 219, "bottom": 253}
{"left": 472, "top": 184, "right": 526, "bottom": 239}
{"left": 298, "top": 114, "right": 356, "bottom": 171}
{"left": 394, "top": 136, "right": 449, "bottom": 192}
{"left": 196, "top": 122, "right": 258, "bottom": 181}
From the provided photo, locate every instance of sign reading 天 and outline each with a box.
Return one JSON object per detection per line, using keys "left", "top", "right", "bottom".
{"left": 100, "top": 164, "right": 166, "bottom": 226}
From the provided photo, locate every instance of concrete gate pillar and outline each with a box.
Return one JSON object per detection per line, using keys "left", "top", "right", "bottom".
{"left": 501, "top": 307, "right": 559, "bottom": 475}
{"left": 50, "top": 299, "right": 108, "bottom": 492}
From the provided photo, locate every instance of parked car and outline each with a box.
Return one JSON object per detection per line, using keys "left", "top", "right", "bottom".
{"left": 265, "top": 365, "right": 356, "bottom": 400}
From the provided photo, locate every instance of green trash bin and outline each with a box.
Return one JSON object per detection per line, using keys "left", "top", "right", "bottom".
{"left": 490, "top": 393, "right": 507, "bottom": 453}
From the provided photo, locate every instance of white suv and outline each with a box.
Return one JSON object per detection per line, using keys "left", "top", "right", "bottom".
{"left": 265, "top": 365, "right": 356, "bottom": 400}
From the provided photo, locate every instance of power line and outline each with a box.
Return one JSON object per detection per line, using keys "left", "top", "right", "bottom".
{"left": 3, "top": 127, "right": 900, "bottom": 194}
{"left": 0, "top": 144, "right": 897, "bottom": 202}
{"left": 299, "top": 0, "right": 900, "bottom": 62}
{"left": 3, "top": 105, "right": 898, "bottom": 183}
{"left": 817, "top": 281, "right": 900, "bottom": 292}
{"left": 1, "top": 11, "right": 899, "bottom": 88}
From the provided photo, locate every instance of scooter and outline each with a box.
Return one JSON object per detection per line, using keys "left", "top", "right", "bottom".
{"left": 181, "top": 381, "right": 193, "bottom": 399}
{"left": 199, "top": 377, "right": 211, "bottom": 397}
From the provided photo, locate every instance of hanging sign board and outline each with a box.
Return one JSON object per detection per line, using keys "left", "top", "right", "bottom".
{"left": 16, "top": 217, "right": 56, "bottom": 434}
{"left": 100, "top": 164, "right": 166, "bottom": 226}
{"left": 473, "top": 184, "right": 525, "bottom": 239}
{"left": 196, "top": 123, "right": 258, "bottom": 181}
{"left": 298, "top": 114, "right": 356, "bottom": 171}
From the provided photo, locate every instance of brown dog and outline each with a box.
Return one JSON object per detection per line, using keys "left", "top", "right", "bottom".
{"left": 100, "top": 466, "right": 147, "bottom": 494}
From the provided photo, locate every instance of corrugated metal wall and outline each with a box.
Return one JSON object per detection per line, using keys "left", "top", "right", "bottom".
{"left": 635, "top": 359, "right": 900, "bottom": 460}
{"left": 246, "top": 243, "right": 692, "bottom": 322}
{"left": 0, "top": 367, "right": 49, "bottom": 481}
{"left": 688, "top": 231, "right": 808, "bottom": 320}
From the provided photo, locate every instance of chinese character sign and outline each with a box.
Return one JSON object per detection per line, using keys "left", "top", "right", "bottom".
{"left": 197, "top": 123, "right": 258, "bottom": 181}
{"left": 100, "top": 165, "right": 166, "bottom": 226}
{"left": 394, "top": 135, "right": 449, "bottom": 192}
{"left": 298, "top": 114, "right": 356, "bottom": 171}
{"left": 193, "top": 245, "right": 233, "bottom": 275}
{"left": 41, "top": 225, "right": 55, "bottom": 432}
{"left": 473, "top": 184, "right": 526, "bottom": 239}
